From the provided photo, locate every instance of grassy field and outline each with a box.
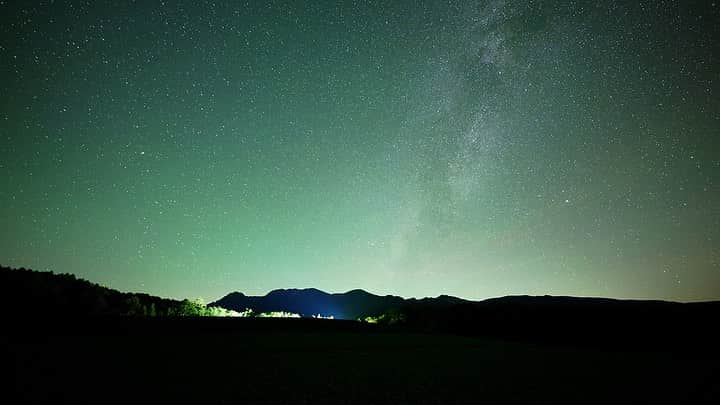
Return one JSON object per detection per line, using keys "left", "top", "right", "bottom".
{"left": 5, "top": 318, "right": 719, "bottom": 404}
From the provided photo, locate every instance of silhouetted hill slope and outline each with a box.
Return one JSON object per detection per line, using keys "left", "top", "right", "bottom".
{"left": 212, "top": 288, "right": 720, "bottom": 350}
{"left": 5, "top": 264, "right": 719, "bottom": 351}
{"left": 0, "top": 265, "right": 218, "bottom": 317}
{"left": 392, "top": 294, "right": 720, "bottom": 350}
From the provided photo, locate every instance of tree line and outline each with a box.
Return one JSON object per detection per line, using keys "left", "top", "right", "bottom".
{"left": 0, "top": 265, "right": 239, "bottom": 317}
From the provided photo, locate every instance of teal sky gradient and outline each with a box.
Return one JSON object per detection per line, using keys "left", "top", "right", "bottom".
{"left": 1, "top": 0, "right": 719, "bottom": 302}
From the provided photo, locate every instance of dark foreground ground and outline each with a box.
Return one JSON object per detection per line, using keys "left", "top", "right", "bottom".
{"left": 4, "top": 317, "right": 719, "bottom": 404}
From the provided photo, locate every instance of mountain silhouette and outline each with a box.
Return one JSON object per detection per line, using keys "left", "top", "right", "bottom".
{"left": 210, "top": 288, "right": 413, "bottom": 319}
{"left": 210, "top": 288, "right": 720, "bottom": 351}
{"left": 4, "top": 264, "right": 719, "bottom": 351}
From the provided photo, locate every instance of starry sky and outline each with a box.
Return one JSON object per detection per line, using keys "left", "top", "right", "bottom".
{"left": 1, "top": 0, "right": 719, "bottom": 302}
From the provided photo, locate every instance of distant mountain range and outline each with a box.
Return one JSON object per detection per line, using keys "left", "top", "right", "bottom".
{"left": 210, "top": 288, "right": 466, "bottom": 319}
{"left": 210, "top": 287, "right": 720, "bottom": 349}
{"left": 4, "top": 264, "right": 719, "bottom": 350}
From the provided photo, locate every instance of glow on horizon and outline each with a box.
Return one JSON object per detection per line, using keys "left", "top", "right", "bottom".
{"left": 1, "top": 1, "right": 718, "bottom": 303}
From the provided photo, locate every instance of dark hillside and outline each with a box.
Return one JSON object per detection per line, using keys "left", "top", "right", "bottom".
{"left": 0, "top": 265, "right": 216, "bottom": 317}
{"left": 2, "top": 265, "right": 719, "bottom": 403}
{"left": 390, "top": 295, "right": 720, "bottom": 352}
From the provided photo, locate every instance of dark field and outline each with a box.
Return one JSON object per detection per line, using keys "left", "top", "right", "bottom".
{"left": 5, "top": 318, "right": 719, "bottom": 404}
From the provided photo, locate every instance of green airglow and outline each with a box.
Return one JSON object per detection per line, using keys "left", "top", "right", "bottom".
{"left": 1, "top": 1, "right": 718, "bottom": 302}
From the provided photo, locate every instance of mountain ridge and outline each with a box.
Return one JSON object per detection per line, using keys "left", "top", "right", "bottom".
{"left": 209, "top": 288, "right": 710, "bottom": 320}
{"left": 218, "top": 287, "right": 470, "bottom": 301}
{"left": 4, "top": 265, "right": 719, "bottom": 349}
{"left": 210, "top": 287, "right": 410, "bottom": 319}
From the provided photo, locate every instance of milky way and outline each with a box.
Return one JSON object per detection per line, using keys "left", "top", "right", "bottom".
{"left": 1, "top": 0, "right": 718, "bottom": 301}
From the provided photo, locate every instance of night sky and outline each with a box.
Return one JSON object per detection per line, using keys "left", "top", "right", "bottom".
{"left": 1, "top": 1, "right": 719, "bottom": 302}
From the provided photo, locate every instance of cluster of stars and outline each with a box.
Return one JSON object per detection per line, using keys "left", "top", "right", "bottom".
{"left": 0, "top": 0, "right": 718, "bottom": 302}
